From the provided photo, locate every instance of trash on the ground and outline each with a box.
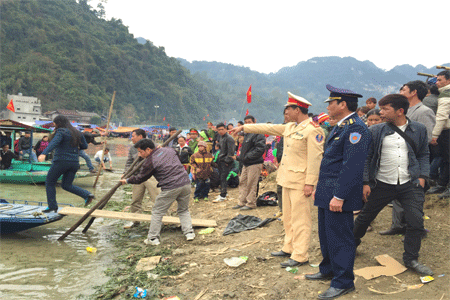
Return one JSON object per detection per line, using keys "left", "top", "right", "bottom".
{"left": 423, "top": 215, "right": 430, "bottom": 220}
{"left": 86, "top": 247, "right": 97, "bottom": 253}
{"left": 420, "top": 276, "right": 434, "bottom": 283}
{"left": 135, "top": 256, "right": 161, "bottom": 272}
{"left": 162, "top": 296, "right": 180, "bottom": 300}
{"left": 354, "top": 254, "right": 407, "bottom": 280}
{"left": 310, "top": 263, "right": 319, "bottom": 268}
{"left": 126, "top": 192, "right": 133, "bottom": 195}
{"left": 189, "top": 262, "right": 198, "bottom": 267}
{"left": 294, "top": 274, "right": 305, "bottom": 280}
{"left": 286, "top": 267, "right": 298, "bottom": 274}
{"left": 256, "top": 191, "right": 278, "bottom": 206}
{"left": 438, "top": 274, "right": 445, "bottom": 277}
{"left": 224, "top": 256, "right": 248, "bottom": 267}
{"left": 199, "top": 227, "right": 215, "bottom": 235}
{"left": 407, "top": 284, "right": 424, "bottom": 290}
{"left": 133, "top": 287, "right": 147, "bottom": 298}
{"left": 222, "top": 214, "right": 276, "bottom": 235}
{"left": 147, "top": 272, "right": 158, "bottom": 279}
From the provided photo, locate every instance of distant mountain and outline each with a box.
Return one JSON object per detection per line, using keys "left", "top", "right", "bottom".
{"left": 179, "top": 57, "right": 449, "bottom": 122}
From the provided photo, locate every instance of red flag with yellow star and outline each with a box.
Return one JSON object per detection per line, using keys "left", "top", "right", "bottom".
{"left": 246, "top": 85, "right": 252, "bottom": 103}
{"left": 245, "top": 109, "right": 249, "bottom": 116}
{"left": 6, "top": 99, "right": 15, "bottom": 112}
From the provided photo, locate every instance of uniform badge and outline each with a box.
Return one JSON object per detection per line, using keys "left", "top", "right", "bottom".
{"left": 349, "top": 132, "right": 362, "bottom": 144}
{"left": 315, "top": 134, "right": 324, "bottom": 143}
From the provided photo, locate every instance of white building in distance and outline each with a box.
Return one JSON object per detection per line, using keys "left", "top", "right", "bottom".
{"left": 6, "top": 93, "right": 44, "bottom": 122}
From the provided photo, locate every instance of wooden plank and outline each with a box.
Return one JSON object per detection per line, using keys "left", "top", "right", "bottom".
{"left": 58, "top": 207, "right": 217, "bottom": 227}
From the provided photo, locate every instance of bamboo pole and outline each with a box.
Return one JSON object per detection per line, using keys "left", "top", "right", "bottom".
{"left": 437, "top": 65, "right": 450, "bottom": 70}
{"left": 93, "top": 91, "right": 116, "bottom": 188}
{"left": 75, "top": 130, "right": 182, "bottom": 235}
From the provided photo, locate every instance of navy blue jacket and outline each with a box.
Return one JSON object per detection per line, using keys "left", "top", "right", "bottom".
{"left": 363, "top": 119, "right": 429, "bottom": 188}
{"left": 315, "top": 115, "right": 371, "bottom": 211}
{"left": 42, "top": 128, "right": 87, "bottom": 162}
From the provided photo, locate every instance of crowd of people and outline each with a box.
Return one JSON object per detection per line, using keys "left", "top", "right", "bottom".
{"left": 118, "top": 70, "right": 449, "bottom": 300}
{"left": 2, "top": 69, "right": 448, "bottom": 300}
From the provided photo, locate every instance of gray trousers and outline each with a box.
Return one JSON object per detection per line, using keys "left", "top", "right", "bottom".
{"left": 147, "top": 184, "right": 193, "bottom": 240}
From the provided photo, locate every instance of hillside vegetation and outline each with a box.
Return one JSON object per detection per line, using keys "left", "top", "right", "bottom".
{"left": 0, "top": 0, "right": 224, "bottom": 126}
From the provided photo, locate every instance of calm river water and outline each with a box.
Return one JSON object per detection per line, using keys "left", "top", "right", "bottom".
{"left": 0, "top": 141, "right": 132, "bottom": 299}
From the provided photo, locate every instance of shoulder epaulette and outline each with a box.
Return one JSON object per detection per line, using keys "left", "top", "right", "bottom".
{"left": 339, "top": 117, "right": 356, "bottom": 127}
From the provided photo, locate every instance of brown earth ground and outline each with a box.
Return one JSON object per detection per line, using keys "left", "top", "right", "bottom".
{"left": 114, "top": 171, "right": 450, "bottom": 300}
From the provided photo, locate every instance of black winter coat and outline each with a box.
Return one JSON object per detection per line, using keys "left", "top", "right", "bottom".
{"left": 237, "top": 133, "right": 265, "bottom": 166}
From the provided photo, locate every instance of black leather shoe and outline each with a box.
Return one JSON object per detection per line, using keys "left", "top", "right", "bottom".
{"left": 271, "top": 250, "right": 291, "bottom": 257}
{"left": 439, "top": 188, "right": 450, "bottom": 199}
{"left": 404, "top": 260, "right": 434, "bottom": 276}
{"left": 305, "top": 272, "right": 333, "bottom": 281}
{"left": 318, "top": 286, "right": 355, "bottom": 299}
{"left": 42, "top": 207, "right": 58, "bottom": 213}
{"left": 280, "top": 259, "right": 308, "bottom": 268}
{"left": 232, "top": 205, "right": 243, "bottom": 209}
{"left": 426, "top": 185, "right": 446, "bottom": 194}
{"left": 379, "top": 227, "right": 406, "bottom": 235}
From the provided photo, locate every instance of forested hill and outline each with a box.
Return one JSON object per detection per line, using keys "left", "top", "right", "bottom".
{"left": 0, "top": 0, "right": 225, "bottom": 126}
{"left": 179, "top": 57, "right": 450, "bottom": 123}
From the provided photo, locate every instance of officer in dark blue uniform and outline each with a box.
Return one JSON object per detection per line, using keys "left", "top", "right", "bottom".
{"left": 306, "top": 85, "right": 371, "bottom": 300}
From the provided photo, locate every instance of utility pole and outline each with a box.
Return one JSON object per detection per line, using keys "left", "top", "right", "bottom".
{"left": 154, "top": 105, "right": 159, "bottom": 124}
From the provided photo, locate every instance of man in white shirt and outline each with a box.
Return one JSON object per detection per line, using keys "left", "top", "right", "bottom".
{"left": 380, "top": 80, "right": 435, "bottom": 236}
{"left": 94, "top": 148, "right": 112, "bottom": 170}
{"left": 354, "top": 94, "right": 433, "bottom": 276}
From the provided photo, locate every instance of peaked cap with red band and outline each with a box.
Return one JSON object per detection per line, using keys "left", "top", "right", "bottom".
{"left": 285, "top": 92, "right": 312, "bottom": 108}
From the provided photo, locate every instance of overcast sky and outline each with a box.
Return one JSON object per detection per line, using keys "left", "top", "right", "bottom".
{"left": 93, "top": 0, "right": 449, "bottom": 74}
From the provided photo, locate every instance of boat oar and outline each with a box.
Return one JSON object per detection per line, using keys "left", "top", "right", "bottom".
{"left": 60, "top": 130, "right": 181, "bottom": 239}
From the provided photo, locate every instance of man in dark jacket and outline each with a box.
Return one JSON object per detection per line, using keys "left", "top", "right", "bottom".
{"left": 353, "top": 94, "right": 433, "bottom": 276}
{"left": 0, "top": 144, "right": 18, "bottom": 169}
{"left": 212, "top": 123, "right": 236, "bottom": 202}
{"left": 233, "top": 115, "right": 265, "bottom": 210}
{"left": 80, "top": 129, "right": 104, "bottom": 173}
{"left": 18, "top": 131, "right": 37, "bottom": 162}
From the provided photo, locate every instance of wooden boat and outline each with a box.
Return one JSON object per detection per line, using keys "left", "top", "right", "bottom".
{"left": 10, "top": 160, "right": 87, "bottom": 172}
{"left": 10, "top": 160, "right": 52, "bottom": 172}
{"left": 0, "top": 169, "right": 91, "bottom": 184}
{"left": 0, "top": 199, "right": 72, "bottom": 234}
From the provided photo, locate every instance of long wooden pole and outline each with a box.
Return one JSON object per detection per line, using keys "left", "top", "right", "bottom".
{"left": 93, "top": 91, "right": 116, "bottom": 188}
{"left": 58, "top": 159, "right": 146, "bottom": 241}
{"left": 437, "top": 65, "right": 450, "bottom": 70}
{"left": 65, "top": 130, "right": 182, "bottom": 237}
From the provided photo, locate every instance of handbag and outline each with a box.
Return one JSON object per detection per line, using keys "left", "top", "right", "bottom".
{"left": 386, "top": 122, "right": 430, "bottom": 192}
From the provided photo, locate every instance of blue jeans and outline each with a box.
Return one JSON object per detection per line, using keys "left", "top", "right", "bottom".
{"left": 194, "top": 178, "right": 210, "bottom": 199}
{"left": 45, "top": 161, "right": 91, "bottom": 210}
{"left": 21, "top": 148, "right": 37, "bottom": 162}
{"left": 79, "top": 150, "right": 94, "bottom": 171}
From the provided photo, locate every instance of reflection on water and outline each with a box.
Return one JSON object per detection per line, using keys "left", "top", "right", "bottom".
{"left": 0, "top": 142, "right": 131, "bottom": 300}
